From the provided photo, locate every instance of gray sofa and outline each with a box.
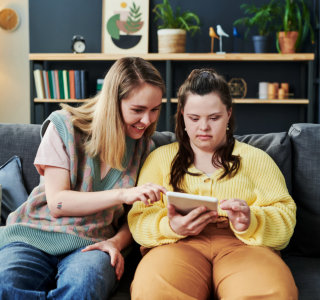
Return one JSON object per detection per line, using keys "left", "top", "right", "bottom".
{"left": 0, "top": 122, "right": 319, "bottom": 299}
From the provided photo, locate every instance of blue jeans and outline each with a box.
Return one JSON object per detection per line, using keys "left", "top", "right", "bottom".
{"left": 0, "top": 242, "right": 117, "bottom": 300}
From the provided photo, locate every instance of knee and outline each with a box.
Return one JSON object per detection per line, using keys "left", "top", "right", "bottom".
{"left": 273, "top": 280, "right": 298, "bottom": 300}
{"left": 131, "top": 259, "right": 210, "bottom": 300}
{"left": 57, "top": 251, "right": 117, "bottom": 298}
{"left": 217, "top": 277, "right": 298, "bottom": 300}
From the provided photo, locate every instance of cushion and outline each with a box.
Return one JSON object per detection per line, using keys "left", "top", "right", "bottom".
{"left": 288, "top": 123, "right": 320, "bottom": 256}
{"left": 282, "top": 254, "right": 320, "bottom": 299}
{"left": 0, "top": 184, "right": 2, "bottom": 221}
{"left": 151, "top": 131, "right": 292, "bottom": 193}
{"left": 0, "top": 156, "right": 28, "bottom": 225}
{"left": 152, "top": 131, "right": 176, "bottom": 148}
{"left": 0, "top": 123, "right": 41, "bottom": 193}
{"left": 235, "top": 132, "right": 292, "bottom": 194}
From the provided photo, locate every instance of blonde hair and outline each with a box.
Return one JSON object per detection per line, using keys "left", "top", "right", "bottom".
{"left": 61, "top": 57, "right": 165, "bottom": 170}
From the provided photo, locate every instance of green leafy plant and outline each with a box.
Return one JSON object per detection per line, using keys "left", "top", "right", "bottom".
{"left": 233, "top": 0, "right": 282, "bottom": 37}
{"left": 279, "top": 0, "right": 315, "bottom": 51}
{"left": 125, "top": 2, "right": 142, "bottom": 34}
{"left": 153, "top": 0, "right": 200, "bottom": 36}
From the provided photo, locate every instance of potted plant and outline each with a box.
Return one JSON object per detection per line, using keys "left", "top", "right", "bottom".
{"left": 233, "top": 0, "right": 281, "bottom": 53}
{"left": 153, "top": 0, "right": 200, "bottom": 53}
{"left": 277, "top": 0, "right": 315, "bottom": 53}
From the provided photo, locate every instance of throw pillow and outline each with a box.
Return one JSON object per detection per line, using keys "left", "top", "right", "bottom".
{"left": 0, "top": 156, "right": 28, "bottom": 225}
{"left": 0, "top": 184, "right": 2, "bottom": 223}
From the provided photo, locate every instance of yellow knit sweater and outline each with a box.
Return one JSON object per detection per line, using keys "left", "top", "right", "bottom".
{"left": 128, "top": 141, "right": 296, "bottom": 250}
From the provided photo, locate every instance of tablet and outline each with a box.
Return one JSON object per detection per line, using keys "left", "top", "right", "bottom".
{"left": 166, "top": 191, "right": 218, "bottom": 215}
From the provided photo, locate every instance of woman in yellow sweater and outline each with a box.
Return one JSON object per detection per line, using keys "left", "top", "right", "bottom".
{"left": 128, "top": 68, "right": 298, "bottom": 299}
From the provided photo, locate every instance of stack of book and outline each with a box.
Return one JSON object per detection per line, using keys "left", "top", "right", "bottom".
{"left": 33, "top": 69, "right": 88, "bottom": 100}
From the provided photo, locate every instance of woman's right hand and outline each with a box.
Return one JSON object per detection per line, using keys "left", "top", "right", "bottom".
{"left": 122, "top": 183, "right": 167, "bottom": 205}
{"left": 168, "top": 204, "right": 218, "bottom": 236}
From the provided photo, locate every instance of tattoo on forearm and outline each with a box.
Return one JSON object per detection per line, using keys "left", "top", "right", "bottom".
{"left": 57, "top": 202, "right": 62, "bottom": 210}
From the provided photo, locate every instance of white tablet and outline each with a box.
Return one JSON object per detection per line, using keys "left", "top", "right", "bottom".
{"left": 166, "top": 191, "right": 218, "bottom": 215}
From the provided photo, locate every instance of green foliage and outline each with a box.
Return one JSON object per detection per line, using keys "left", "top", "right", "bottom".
{"left": 125, "top": 2, "right": 142, "bottom": 34}
{"left": 281, "top": 0, "right": 314, "bottom": 51}
{"left": 153, "top": 0, "right": 200, "bottom": 36}
{"left": 107, "top": 14, "right": 120, "bottom": 40}
{"left": 233, "top": 0, "right": 282, "bottom": 37}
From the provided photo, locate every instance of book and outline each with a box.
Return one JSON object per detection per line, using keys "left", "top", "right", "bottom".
{"left": 66, "top": 71, "right": 70, "bottom": 100}
{"left": 96, "top": 78, "right": 104, "bottom": 92}
{"left": 62, "top": 70, "right": 69, "bottom": 99}
{"left": 74, "top": 70, "right": 81, "bottom": 99}
{"left": 42, "top": 71, "right": 49, "bottom": 99}
{"left": 80, "top": 70, "right": 88, "bottom": 99}
{"left": 33, "top": 69, "right": 45, "bottom": 99}
{"left": 48, "top": 71, "right": 55, "bottom": 99}
{"left": 58, "top": 70, "right": 65, "bottom": 99}
{"left": 54, "top": 70, "right": 60, "bottom": 99}
{"left": 69, "top": 70, "right": 76, "bottom": 99}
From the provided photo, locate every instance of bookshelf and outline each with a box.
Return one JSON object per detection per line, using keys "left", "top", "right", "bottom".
{"left": 29, "top": 53, "right": 315, "bottom": 130}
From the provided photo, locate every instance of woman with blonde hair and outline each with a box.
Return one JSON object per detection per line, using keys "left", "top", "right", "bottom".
{"left": 128, "top": 68, "right": 298, "bottom": 299}
{"left": 0, "top": 57, "right": 166, "bottom": 300}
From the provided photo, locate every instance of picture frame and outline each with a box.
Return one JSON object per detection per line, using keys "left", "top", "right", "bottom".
{"left": 102, "top": 0, "right": 149, "bottom": 54}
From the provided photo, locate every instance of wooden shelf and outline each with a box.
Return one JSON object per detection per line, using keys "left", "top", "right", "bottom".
{"left": 29, "top": 53, "right": 315, "bottom": 62}
{"left": 30, "top": 52, "right": 315, "bottom": 127}
{"left": 34, "top": 98, "right": 88, "bottom": 103}
{"left": 232, "top": 98, "right": 309, "bottom": 104}
{"left": 164, "top": 98, "right": 309, "bottom": 104}
{"left": 35, "top": 98, "right": 309, "bottom": 104}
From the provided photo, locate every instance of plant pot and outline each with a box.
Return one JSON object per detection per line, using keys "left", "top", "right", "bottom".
{"left": 252, "top": 35, "right": 268, "bottom": 53}
{"left": 278, "top": 31, "right": 299, "bottom": 53}
{"left": 157, "top": 29, "right": 186, "bottom": 53}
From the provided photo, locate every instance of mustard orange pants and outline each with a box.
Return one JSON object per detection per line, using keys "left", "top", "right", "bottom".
{"left": 131, "top": 223, "right": 298, "bottom": 300}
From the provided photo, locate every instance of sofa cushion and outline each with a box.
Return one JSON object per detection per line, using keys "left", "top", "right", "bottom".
{"left": 0, "top": 156, "right": 28, "bottom": 225}
{"left": 151, "top": 131, "right": 292, "bottom": 193}
{"left": 151, "top": 131, "right": 176, "bottom": 148}
{"left": 282, "top": 254, "right": 320, "bottom": 299}
{"left": 236, "top": 132, "right": 292, "bottom": 194}
{"left": 288, "top": 123, "right": 320, "bottom": 256}
{"left": 0, "top": 184, "right": 2, "bottom": 220}
{"left": 0, "top": 123, "right": 41, "bottom": 194}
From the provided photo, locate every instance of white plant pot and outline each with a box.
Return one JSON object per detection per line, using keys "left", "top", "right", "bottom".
{"left": 157, "top": 29, "right": 186, "bottom": 53}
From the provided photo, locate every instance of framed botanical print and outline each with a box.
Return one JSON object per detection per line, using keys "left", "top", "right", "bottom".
{"left": 102, "top": 0, "right": 149, "bottom": 54}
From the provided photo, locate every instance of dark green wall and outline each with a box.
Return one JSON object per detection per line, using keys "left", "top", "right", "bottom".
{"left": 29, "top": 0, "right": 316, "bottom": 134}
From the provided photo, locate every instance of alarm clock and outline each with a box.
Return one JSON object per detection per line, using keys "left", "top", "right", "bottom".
{"left": 0, "top": 8, "right": 20, "bottom": 31}
{"left": 71, "top": 35, "right": 86, "bottom": 53}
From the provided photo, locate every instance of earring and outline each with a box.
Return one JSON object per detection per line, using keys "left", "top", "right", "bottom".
{"left": 185, "top": 128, "right": 187, "bottom": 131}
{"left": 226, "top": 124, "right": 230, "bottom": 131}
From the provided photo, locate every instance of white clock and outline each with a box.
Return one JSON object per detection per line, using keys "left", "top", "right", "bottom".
{"left": 72, "top": 35, "right": 86, "bottom": 53}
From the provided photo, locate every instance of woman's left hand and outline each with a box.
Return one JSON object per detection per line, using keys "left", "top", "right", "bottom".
{"left": 220, "top": 198, "right": 250, "bottom": 232}
{"left": 82, "top": 240, "right": 124, "bottom": 280}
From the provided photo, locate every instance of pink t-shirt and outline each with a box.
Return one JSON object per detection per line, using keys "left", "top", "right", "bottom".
{"left": 34, "top": 122, "right": 70, "bottom": 176}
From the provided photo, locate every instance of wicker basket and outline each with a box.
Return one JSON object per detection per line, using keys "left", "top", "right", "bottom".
{"left": 157, "top": 29, "right": 186, "bottom": 53}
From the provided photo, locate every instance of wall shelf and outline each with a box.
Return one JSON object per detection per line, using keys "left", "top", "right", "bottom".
{"left": 35, "top": 98, "right": 309, "bottom": 104}
{"left": 29, "top": 52, "right": 315, "bottom": 130}
{"left": 34, "top": 98, "right": 88, "bottom": 103}
{"left": 30, "top": 53, "right": 314, "bottom": 62}
{"left": 163, "top": 98, "right": 309, "bottom": 104}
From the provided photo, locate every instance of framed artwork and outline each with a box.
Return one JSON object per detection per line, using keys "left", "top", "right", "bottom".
{"left": 102, "top": 0, "right": 149, "bottom": 54}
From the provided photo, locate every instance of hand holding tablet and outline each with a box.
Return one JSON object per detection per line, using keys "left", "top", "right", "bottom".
{"left": 166, "top": 191, "right": 218, "bottom": 215}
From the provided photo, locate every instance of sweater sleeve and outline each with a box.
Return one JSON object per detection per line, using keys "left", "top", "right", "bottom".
{"left": 230, "top": 146, "right": 296, "bottom": 250}
{"left": 128, "top": 144, "right": 185, "bottom": 248}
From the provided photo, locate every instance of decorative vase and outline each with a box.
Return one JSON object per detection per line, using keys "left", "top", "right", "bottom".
{"left": 252, "top": 35, "right": 268, "bottom": 53}
{"left": 157, "top": 29, "right": 186, "bottom": 53}
{"left": 278, "top": 31, "right": 299, "bottom": 53}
